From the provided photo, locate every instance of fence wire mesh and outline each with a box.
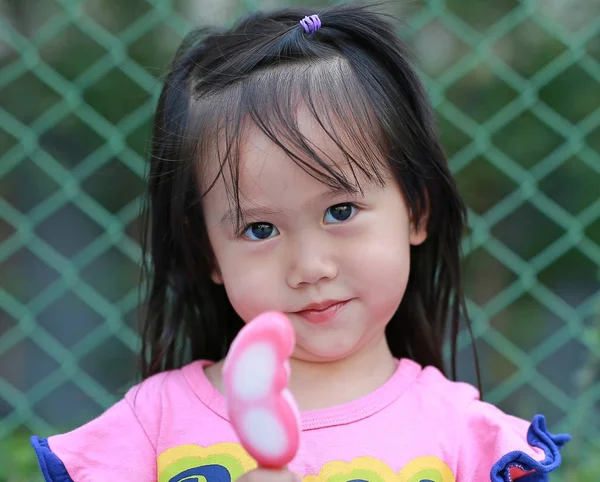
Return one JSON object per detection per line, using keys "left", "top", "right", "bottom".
{"left": 0, "top": 0, "right": 599, "bottom": 478}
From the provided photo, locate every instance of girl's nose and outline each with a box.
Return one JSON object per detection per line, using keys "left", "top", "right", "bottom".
{"left": 285, "top": 237, "right": 338, "bottom": 288}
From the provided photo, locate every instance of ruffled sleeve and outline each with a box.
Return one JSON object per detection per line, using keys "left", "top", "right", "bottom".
{"left": 456, "top": 399, "right": 571, "bottom": 481}
{"left": 30, "top": 381, "right": 160, "bottom": 481}
{"left": 30, "top": 437, "right": 74, "bottom": 482}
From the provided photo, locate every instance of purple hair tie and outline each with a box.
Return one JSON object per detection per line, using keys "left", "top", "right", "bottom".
{"left": 300, "top": 14, "right": 321, "bottom": 34}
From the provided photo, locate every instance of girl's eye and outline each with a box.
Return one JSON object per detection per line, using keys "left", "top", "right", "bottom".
{"left": 324, "top": 203, "right": 357, "bottom": 224}
{"left": 242, "top": 222, "right": 279, "bottom": 241}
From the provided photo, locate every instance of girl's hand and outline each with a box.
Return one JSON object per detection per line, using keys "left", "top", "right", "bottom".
{"left": 238, "top": 468, "right": 301, "bottom": 482}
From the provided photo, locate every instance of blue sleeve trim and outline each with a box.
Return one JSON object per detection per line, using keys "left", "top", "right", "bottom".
{"left": 490, "top": 414, "right": 571, "bottom": 481}
{"left": 30, "top": 436, "right": 75, "bottom": 482}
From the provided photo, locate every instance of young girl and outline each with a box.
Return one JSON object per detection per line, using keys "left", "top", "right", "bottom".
{"left": 30, "top": 3, "right": 570, "bottom": 481}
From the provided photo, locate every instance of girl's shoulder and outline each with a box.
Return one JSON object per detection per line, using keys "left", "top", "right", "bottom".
{"left": 398, "top": 360, "right": 571, "bottom": 480}
{"left": 398, "top": 358, "right": 482, "bottom": 412}
{"left": 30, "top": 360, "right": 219, "bottom": 482}
{"left": 127, "top": 359, "right": 210, "bottom": 408}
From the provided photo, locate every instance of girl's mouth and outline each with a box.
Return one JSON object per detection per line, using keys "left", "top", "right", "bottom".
{"left": 294, "top": 299, "right": 351, "bottom": 324}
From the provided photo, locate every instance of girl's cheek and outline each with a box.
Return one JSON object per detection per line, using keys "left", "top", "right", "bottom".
{"left": 221, "top": 254, "right": 280, "bottom": 321}
{"left": 353, "top": 232, "right": 410, "bottom": 284}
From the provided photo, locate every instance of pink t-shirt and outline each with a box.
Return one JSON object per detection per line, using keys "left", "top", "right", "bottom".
{"left": 31, "top": 359, "right": 569, "bottom": 481}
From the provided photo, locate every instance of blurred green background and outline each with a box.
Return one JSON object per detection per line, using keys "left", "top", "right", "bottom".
{"left": 0, "top": 0, "right": 599, "bottom": 480}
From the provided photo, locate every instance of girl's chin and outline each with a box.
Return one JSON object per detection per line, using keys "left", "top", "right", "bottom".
{"left": 290, "top": 344, "right": 362, "bottom": 364}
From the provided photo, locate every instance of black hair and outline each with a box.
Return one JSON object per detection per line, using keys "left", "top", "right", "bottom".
{"left": 140, "top": 2, "right": 481, "bottom": 390}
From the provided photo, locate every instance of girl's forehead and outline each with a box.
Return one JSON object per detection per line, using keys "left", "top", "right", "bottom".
{"left": 197, "top": 98, "right": 390, "bottom": 209}
{"left": 220, "top": 119, "right": 359, "bottom": 200}
{"left": 242, "top": 106, "right": 340, "bottom": 164}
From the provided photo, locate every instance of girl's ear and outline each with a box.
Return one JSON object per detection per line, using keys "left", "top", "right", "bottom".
{"left": 409, "top": 195, "right": 429, "bottom": 246}
{"left": 211, "top": 266, "right": 223, "bottom": 284}
{"left": 409, "top": 217, "right": 428, "bottom": 246}
{"left": 183, "top": 213, "right": 223, "bottom": 283}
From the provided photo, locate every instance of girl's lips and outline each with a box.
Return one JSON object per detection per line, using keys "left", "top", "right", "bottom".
{"left": 294, "top": 299, "right": 350, "bottom": 324}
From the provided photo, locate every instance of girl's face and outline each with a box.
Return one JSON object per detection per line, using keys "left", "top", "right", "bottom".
{"left": 201, "top": 108, "right": 427, "bottom": 364}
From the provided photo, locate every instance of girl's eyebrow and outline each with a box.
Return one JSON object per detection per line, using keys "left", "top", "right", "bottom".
{"left": 220, "top": 205, "right": 289, "bottom": 225}
{"left": 219, "top": 186, "right": 365, "bottom": 225}
{"left": 318, "top": 185, "right": 364, "bottom": 202}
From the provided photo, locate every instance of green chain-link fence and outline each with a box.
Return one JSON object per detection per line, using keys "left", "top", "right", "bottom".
{"left": 1, "top": 0, "right": 599, "bottom": 479}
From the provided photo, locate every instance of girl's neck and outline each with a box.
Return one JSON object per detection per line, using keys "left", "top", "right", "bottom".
{"left": 204, "top": 336, "right": 397, "bottom": 411}
{"left": 288, "top": 336, "right": 396, "bottom": 411}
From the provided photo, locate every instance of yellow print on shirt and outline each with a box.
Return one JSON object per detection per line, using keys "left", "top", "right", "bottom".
{"left": 157, "top": 443, "right": 456, "bottom": 481}
{"left": 157, "top": 443, "right": 257, "bottom": 482}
